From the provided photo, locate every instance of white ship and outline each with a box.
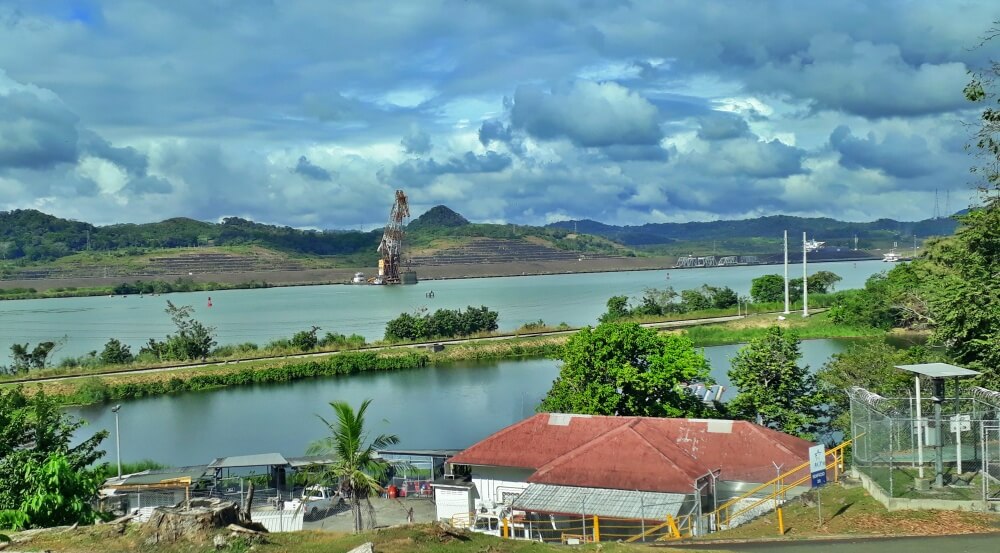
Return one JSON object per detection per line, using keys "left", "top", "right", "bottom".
{"left": 804, "top": 239, "right": 825, "bottom": 253}
{"left": 882, "top": 250, "right": 902, "bottom": 263}
{"left": 351, "top": 272, "right": 367, "bottom": 284}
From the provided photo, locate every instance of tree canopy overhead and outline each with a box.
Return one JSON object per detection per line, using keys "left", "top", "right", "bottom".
{"left": 538, "top": 322, "right": 714, "bottom": 418}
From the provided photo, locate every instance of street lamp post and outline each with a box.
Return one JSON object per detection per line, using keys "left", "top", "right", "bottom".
{"left": 111, "top": 404, "right": 122, "bottom": 479}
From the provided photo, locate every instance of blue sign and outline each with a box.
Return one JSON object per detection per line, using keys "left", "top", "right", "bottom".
{"left": 811, "top": 470, "right": 827, "bottom": 488}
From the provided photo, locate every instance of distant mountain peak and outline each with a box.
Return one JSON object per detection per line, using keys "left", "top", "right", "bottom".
{"left": 409, "top": 205, "right": 470, "bottom": 229}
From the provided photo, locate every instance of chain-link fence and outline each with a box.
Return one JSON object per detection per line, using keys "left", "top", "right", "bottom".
{"left": 849, "top": 386, "right": 1000, "bottom": 502}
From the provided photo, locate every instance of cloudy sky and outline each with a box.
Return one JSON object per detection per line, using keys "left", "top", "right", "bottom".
{"left": 0, "top": 1, "right": 996, "bottom": 228}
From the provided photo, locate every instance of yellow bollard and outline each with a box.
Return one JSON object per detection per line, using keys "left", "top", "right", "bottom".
{"left": 777, "top": 507, "right": 785, "bottom": 535}
{"left": 592, "top": 515, "right": 600, "bottom": 542}
{"left": 502, "top": 517, "right": 509, "bottom": 539}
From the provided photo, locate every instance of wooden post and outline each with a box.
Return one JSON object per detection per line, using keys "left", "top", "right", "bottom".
{"left": 592, "top": 515, "right": 600, "bottom": 542}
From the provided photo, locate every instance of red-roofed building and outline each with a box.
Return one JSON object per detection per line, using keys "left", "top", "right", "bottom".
{"left": 434, "top": 413, "right": 814, "bottom": 536}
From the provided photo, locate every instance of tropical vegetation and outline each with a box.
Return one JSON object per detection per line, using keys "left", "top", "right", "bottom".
{"left": 305, "top": 399, "right": 398, "bottom": 532}
{"left": 384, "top": 306, "right": 499, "bottom": 341}
{"left": 538, "top": 322, "right": 714, "bottom": 418}
{"left": 0, "top": 388, "right": 106, "bottom": 530}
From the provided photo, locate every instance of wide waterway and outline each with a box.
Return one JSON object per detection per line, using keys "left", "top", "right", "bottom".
{"left": 69, "top": 338, "right": 852, "bottom": 467}
{"left": 3, "top": 260, "right": 884, "bottom": 362}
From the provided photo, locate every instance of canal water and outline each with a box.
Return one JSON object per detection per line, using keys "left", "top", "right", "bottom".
{"left": 69, "top": 338, "right": 853, "bottom": 467}
{"left": 2, "top": 260, "right": 884, "bottom": 361}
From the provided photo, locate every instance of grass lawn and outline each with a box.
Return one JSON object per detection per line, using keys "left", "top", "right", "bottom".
{"left": 706, "top": 483, "right": 1000, "bottom": 541}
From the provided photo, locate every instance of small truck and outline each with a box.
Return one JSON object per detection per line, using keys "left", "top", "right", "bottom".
{"left": 286, "top": 485, "right": 340, "bottom": 519}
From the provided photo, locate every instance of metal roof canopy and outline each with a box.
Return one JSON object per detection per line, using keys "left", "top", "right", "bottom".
{"left": 894, "top": 363, "right": 979, "bottom": 489}
{"left": 104, "top": 465, "right": 211, "bottom": 488}
{"left": 512, "top": 484, "right": 685, "bottom": 520}
{"left": 895, "top": 363, "right": 980, "bottom": 378}
{"left": 207, "top": 453, "right": 289, "bottom": 469}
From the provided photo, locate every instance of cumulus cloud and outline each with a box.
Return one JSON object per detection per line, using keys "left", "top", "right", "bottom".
{"left": 696, "top": 112, "right": 752, "bottom": 141}
{"left": 0, "top": 1, "right": 989, "bottom": 226}
{"left": 401, "top": 125, "right": 432, "bottom": 154}
{"left": 748, "top": 34, "right": 969, "bottom": 118}
{"left": 292, "top": 155, "right": 333, "bottom": 181}
{"left": 510, "top": 81, "right": 663, "bottom": 147}
{"left": 829, "top": 125, "right": 937, "bottom": 178}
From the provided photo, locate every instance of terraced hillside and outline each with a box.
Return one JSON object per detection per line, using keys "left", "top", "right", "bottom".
{"left": 1, "top": 248, "right": 308, "bottom": 280}
{"left": 408, "top": 237, "right": 618, "bottom": 266}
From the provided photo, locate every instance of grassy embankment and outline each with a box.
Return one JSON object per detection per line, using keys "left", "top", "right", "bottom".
{"left": 706, "top": 483, "right": 999, "bottom": 540}
{"left": 9, "top": 311, "right": 879, "bottom": 407}
{"left": 14, "top": 523, "right": 715, "bottom": 553}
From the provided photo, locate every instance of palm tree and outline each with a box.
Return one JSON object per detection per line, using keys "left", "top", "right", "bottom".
{"left": 306, "top": 399, "right": 399, "bottom": 532}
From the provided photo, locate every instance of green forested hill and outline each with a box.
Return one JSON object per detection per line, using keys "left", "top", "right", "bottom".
{"left": 0, "top": 207, "right": 961, "bottom": 264}
{"left": 0, "top": 210, "right": 384, "bottom": 261}
{"left": 548, "top": 214, "right": 960, "bottom": 247}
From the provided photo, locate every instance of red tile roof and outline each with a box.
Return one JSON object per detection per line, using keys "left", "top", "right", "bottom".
{"left": 448, "top": 414, "right": 813, "bottom": 494}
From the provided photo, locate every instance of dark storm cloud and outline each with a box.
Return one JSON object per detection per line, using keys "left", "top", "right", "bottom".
{"left": 79, "top": 130, "right": 148, "bottom": 176}
{"left": 830, "top": 125, "right": 936, "bottom": 178}
{"left": 0, "top": 87, "right": 78, "bottom": 170}
{"left": 510, "top": 81, "right": 663, "bottom": 147}
{"left": 292, "top": 155, "right": 333, "bottom": 181}
{"left": 387, "top": 151, "right": 512, "bottom": 185}
{"left": 696, "top": 112, "right": 752, "bottom": 141}
{"left": 478, "top": 120, "right": 513, "bottom": 146}
{"left": 124, "top": 175, "right": 173, "bottom": 195}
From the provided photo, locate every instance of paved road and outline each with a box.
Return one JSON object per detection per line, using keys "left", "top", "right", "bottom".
{"left": 679, "top": 534, "right": 999, "bottom": 553}
{"left": 4, "top": 312, "right": 768, "bottom": 385}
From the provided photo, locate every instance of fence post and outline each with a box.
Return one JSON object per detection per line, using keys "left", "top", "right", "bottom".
{"left": 502, "top": 516, "right": 509, "bottom": 539}
{"left": 592, "top": 515, "right": 600, "bottom": 542}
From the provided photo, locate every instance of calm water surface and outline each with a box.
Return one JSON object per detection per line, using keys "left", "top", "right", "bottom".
{"left": 4, "top": 260, "right": 884, "bottom": 361}
{"left": 69, "top": 338, "right": 852, "bottom": 467}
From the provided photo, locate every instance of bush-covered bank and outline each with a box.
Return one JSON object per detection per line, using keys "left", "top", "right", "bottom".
{"left": 0, "top": 278, "right": 272, "bottom": 301}
{"left": 56, "top": 351, "right": 429, "bottom": 406}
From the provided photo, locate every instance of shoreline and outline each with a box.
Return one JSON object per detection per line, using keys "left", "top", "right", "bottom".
{"left": 0, "top": 255, "right": 882, "bottom": 301}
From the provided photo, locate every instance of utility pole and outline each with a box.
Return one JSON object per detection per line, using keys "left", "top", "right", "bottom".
{"left": 853, "top": 234, "right": 858, "bottom": 251}
{"left": 783, "top": 230, "right": 790, "bottom": 314}
{"left": 802, "top": 232, "right": 808, "bottom": 318}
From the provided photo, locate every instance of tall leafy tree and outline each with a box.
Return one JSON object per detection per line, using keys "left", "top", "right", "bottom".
{"left": 306, "top": 399, "right": 399, "bottom": 533}
{"left": 750, "top": 274, "right": 785, "bottom": 303}
{"left": 538, "top": 322, "right": 713, "bottom": 417}
{"left": 727, "top": 326, "right": 824, "bottom": 440}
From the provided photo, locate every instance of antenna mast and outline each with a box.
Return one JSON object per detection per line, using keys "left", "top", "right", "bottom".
{"left": 376, "top": 189, "right": 410, "bottom": 284}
